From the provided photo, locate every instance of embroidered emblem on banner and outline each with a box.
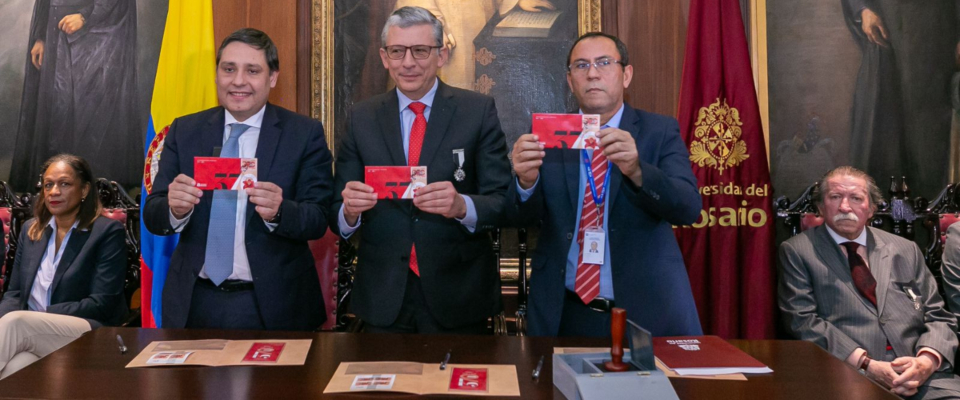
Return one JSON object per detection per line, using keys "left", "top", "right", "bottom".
{"left": 689, "top": 98, "right": 749, "bottom": 175}
{"left": 143, "top": 125, "right": 170, "bottom": 194}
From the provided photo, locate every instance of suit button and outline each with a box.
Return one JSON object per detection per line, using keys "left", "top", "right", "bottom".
{"left": 413, "top": 217, "right": 419, "bottom": 222}
{"left": 566, "top": 233, "right": 573, "bottom": 240}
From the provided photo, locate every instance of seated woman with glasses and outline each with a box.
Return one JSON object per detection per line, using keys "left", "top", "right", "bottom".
{"left": 0, "top": 154, "right": 127, "bottom": 379}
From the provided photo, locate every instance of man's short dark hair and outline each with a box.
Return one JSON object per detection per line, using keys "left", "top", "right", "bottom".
{"left": 566, "top": 32, "right": 630, "bottom": 69}
{"left": 217, "top": 28, "right": 279, "bottom": 72}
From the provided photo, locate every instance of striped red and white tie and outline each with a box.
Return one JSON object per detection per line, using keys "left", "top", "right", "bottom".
{"left": 574, "top": 149, "right": 608, "bottom": 304}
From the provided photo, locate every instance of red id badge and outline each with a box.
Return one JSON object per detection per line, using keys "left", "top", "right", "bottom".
{"left": 448, "top": 367, "right": 488, "bottom": 392}
{"left": 532, "top": 113, "right": 602, "bottom": 150}
{"left": 241, "top": 342, "right": 285, "bottom": 362}
{"left": 365, "top": 166, "right": 427, "bottom": 199}
{"left": 194, "top": 157, "right": 258, "bottom": 190}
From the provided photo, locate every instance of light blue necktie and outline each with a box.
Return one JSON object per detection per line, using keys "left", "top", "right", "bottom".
{"left": 203, "top": 123, "right": 250, "bottom": 286}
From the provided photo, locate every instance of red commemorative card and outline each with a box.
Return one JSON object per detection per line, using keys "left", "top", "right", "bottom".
{"left": 241, "top": 342, "right": 285, "bottom": 363}
{"left": 365, "top": 166, "right": 427, "bottom": 199}
{"left": 194, "top": 157, "right": 258, "bottom": 190}
{"left": 448, "top": 367, "right": 488, "bottom": 392}
{"left": 532, "top": 113, "right": 602, "bottom": 150}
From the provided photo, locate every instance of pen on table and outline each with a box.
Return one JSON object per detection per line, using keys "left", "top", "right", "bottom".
{"left": 440, "top": 351, "right": 451, "bottom": 370}
{"left": 116, "top": 334, "right": 127, "bottom": 355}
{"left": 532, "top": 355, "right": 545, "bottom": 380}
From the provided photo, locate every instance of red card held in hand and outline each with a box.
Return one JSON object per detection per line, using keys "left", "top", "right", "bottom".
{"left": 194, "top": 157, "right": 258, "bottom": 190}
{"left": 365, "top": 166, "right": 427, "bottom": 199}
{"left": 532, "top": 113, "right": 602, "bottom": 150}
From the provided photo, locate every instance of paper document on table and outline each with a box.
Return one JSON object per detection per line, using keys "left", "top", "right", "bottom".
{"left": 126, "top": 339, "right": 311, "bottom": 368}
{"left": 324, "top": 361, "right": 519, "bottom": 396}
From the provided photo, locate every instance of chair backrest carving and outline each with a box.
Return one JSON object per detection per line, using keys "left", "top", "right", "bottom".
{"left": 308, "top": 229, "right": 339, "bottom": 331}
{"left": 0, "top": 181, "right": 27, "bottom": 296}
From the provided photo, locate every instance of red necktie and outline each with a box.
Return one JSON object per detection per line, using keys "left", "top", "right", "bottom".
{"left": 574, "top": 150, "right": 608, "bottom": 303}
{"left": 842, "top": 242, "right": 877, "bottom": 306}
{"left": 407, "top": 102, "right": 427, "bottom": 276}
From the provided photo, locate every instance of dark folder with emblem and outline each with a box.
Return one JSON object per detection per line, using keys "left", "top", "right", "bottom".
{"left": 654, "top": 336, "right": 773, "bottom": 376}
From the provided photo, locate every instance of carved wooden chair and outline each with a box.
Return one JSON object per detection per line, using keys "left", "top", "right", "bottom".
{"left": 0, "top": 181, "right": 28, "bottom": 296}
{"left": 94, "top": 179, "right": 142, "bottom": 327}
{"left": 491, "top": 227, "right": 530, "bottom": 336}
{"left": 308, "top": 229, "right": 341, "bottom": 331}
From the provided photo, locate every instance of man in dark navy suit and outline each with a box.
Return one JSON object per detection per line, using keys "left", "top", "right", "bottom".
{"left": 144, "top": 28, "right": 332, "bottom": 330}
{"left": 507, "top": 32, "right": 703, "bottom": 337}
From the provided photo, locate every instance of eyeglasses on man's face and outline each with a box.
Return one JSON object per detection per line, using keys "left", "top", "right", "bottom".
{"left": 568, "top": 57, "right": 625, "bottom": 75}
{"left": 383, "top": 45, "right": 442, "bottom": 60}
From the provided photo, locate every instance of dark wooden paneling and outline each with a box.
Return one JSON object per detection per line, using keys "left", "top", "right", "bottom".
{"left": 606, "top": 0, "right": 687, "bottom": 118}
{"left": 213, "top": 0, "right": 298, "bottom": 112}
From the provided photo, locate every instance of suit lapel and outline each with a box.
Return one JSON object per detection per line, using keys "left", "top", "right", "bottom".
{"left": 49, "top": 228, "right": 91, "bottom": 298}
{"left": 868, "top": 230, "right": 893, "bottom": 316}
{"left": 563, "top": 149, "right": 580, "bottom": 212}
{"left": 812, "top": 226, "right": 878, "bottom": 315}
{"left": 256, "top": 104, "right": 282, "bottom": 184}
{"left": 608, "top": 104, "right": 638, "bottom": 209}
{"left": 377, "top": 92, "right": 406, "bottom": 166}
{"left": 202, "top": 108, "right": 225, "bottom": 158}
{"left": 418, "top": 81, "right": 456, "bottom": 168}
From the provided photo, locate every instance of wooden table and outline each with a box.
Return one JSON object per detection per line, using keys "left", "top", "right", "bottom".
{"left": 0, "top": 327, "right": 896, "bottom": 399}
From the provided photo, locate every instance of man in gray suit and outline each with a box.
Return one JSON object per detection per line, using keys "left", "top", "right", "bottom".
{"left": 941, "top": 223, "right": 960, "bottom": 329}
{"left": 779, "top": 166, "right": 960, "bottom": 399}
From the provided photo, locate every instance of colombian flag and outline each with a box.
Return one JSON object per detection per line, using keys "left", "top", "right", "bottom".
{"left": 140, "top": 0, "right": 217, "bottom": 328}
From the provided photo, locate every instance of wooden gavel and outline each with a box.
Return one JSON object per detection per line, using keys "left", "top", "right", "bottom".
{"left": 603, "top": 307, "right": 630, "bottom": 372}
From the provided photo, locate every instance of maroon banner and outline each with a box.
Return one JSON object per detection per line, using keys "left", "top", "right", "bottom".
{"left": 675, "top": 0, "right": 775, "bottom": 339}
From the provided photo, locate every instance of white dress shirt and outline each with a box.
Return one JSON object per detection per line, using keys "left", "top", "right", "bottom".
{"left": 28, "top": 219, "right": 80, "bottom": 311}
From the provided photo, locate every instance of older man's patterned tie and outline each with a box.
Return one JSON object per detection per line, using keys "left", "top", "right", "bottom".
{"left": 842, "top": 242, "right": 877, "bottom": 306}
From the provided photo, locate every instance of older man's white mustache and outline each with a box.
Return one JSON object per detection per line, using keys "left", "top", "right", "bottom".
{"left": 833, "top": 213, "right": 859, "bottom": 223}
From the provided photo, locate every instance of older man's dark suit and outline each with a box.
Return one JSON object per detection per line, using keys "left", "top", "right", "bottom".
{"left": 144, "top": 104, "right": 332, "bottom": 331}
{"left": 331, "top": 81, "right": 510, "bottom": 329}
{"left": 506, "top": 104, "right": 703, "bottom": 337}
{"left": 0, "top": 217, "right": 128, "bottom": 328}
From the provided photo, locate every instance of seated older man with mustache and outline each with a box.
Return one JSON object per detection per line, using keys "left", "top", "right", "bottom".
{"left": 778, "top": 166, "right": 960, "bottom": 399}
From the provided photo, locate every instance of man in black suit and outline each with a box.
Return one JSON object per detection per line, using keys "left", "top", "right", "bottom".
{"left": 144, "top": 28, "right": 332, "bottom": 331}
{"left": 332, "top": 6, "right": 510, "bottom": 334}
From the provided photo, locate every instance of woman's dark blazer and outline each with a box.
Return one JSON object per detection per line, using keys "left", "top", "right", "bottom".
{"left": 0, "top": 217, "right": 128, "bottom": 328}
